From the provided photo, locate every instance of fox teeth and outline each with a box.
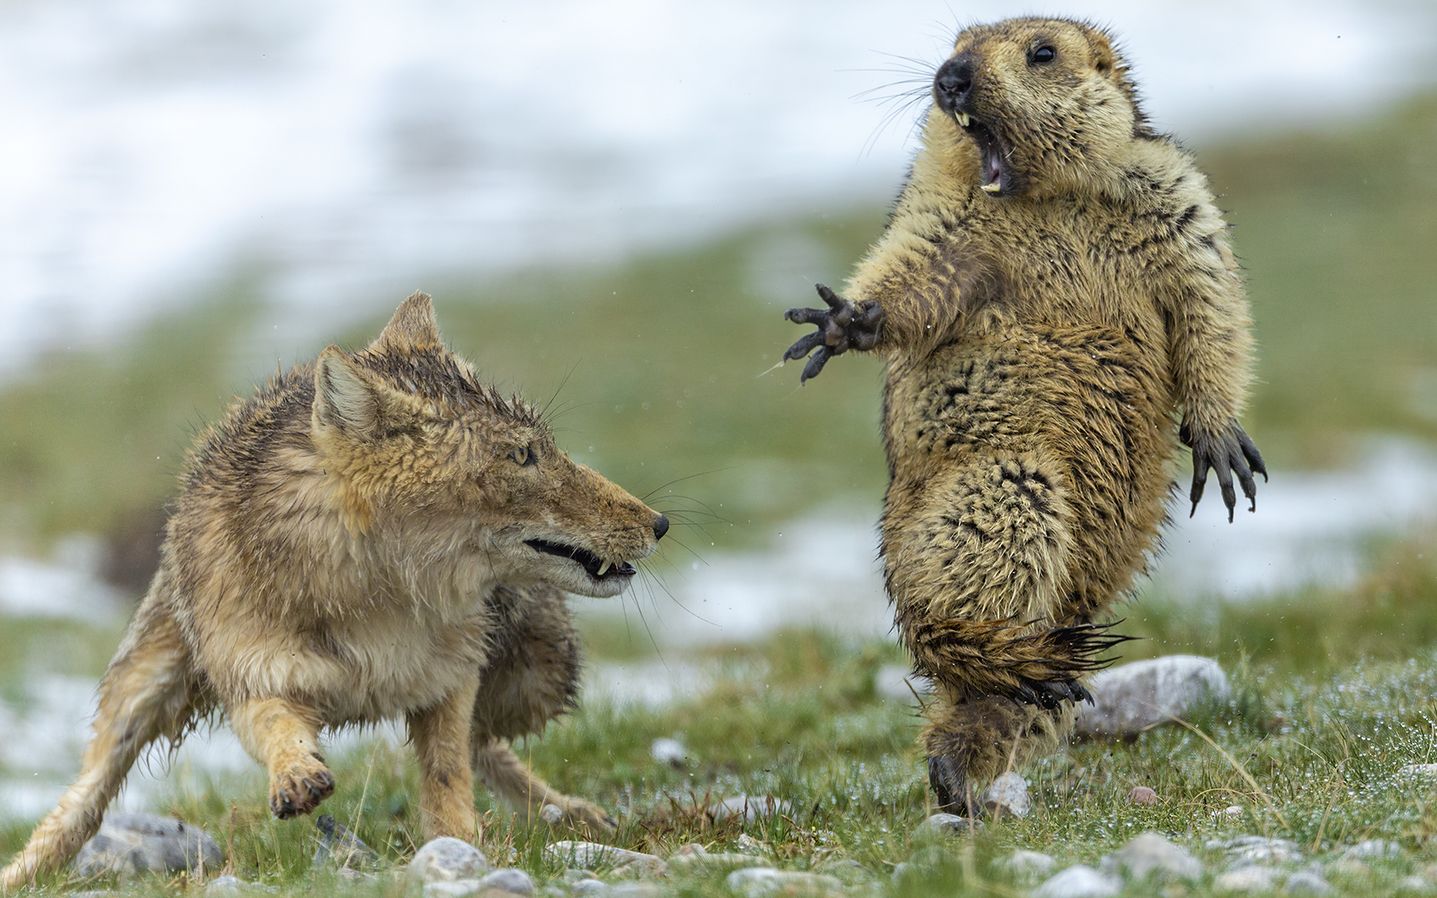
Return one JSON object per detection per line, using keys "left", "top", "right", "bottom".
{"left": 956, "top": 111, "right": 970, "bottom": 127}
{"left": 596, "top": 560, "right": 611, "bottom": 576}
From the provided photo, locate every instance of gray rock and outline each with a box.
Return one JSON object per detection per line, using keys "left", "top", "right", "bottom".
{"left": 981, "top": 772, "right": 1031, "bottom": 818}
{"left": 1209, "top": 836, "right": 1304, "bottom": 868}
{"left": 313, "top": 815, "right": 379, "bottom": 869}
{"left": 913, "top": 813, "right": 981, "bottom": 836}
{"left": 423, "top": 882, "right": 485, "bottom": 898}
{"left": 544, "top": 842, "right": 667, "bottom": 876}
{"left": 607, "top": 884, "right": 664, "bottom": 898}
{"left": 571, "top": 879, "right": 609, "bottom": 896}
{"left": 477, "top": 869, "right": 536, "bottom": 896}
{"left": 817, "top": 858, "right": 871, "bottom": 884}
{"left": 734, "top": 834, "right": 770, "bottom": 855}
{"left": 73, "top": 812, "right": 224, "bottom": 879}
{"left": 409, "top": 837, "right": 490, "bottom": 883}
{"left": 1214, "top": 866, "right": 1282, "bottom": 892}
{"left": 890, "top": 862, "right": 913, "bottom": 885}
{"left": 1284, "top": 871, "right": 1334, "bottom": 894}
{"left": 1105, "top": 832, "right": 1202, "bottom": 881}
{"left": 725, "top": 868, "right": 842, "bottom": 896}
{"left": 1397, "top": 875, "right": 1434, "bottom": 893}
{"left": 204, "top": 876, "right": 253, "bottom": 894}
{"left": 650, "top": 737, "right": 688, "bottom": 768}
{"left": 707, "top": 795, "right": 791, "bottom": 823}
{"left": 1341, "top": 839, "right": 1401, "bottom": 861}
{"left": 1075, "top": 655, "right": 1230, "bottom": 738}
{"left": 1032, "top": 864, "right": 1121, "bottom": 898}
{"left": 995, "top": 849, "right": 1056, "bottom": 882}
{"left": 561, "top": 869, "right": 600, "bottom": 883}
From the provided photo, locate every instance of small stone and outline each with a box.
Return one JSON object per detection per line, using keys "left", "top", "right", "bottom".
{"left": 996, "top": 849, "right": 1056, "bottom": 882}
{"left": 1400, "top": 764, "right": 1437, "bottom": 778}
{"left": 668, "top": 853, "right": 768, "bottom": 872}
{"left": 571, "top": 879, "right": 608, "bottom": 896}
{"left": 650, "top": 737, "right": 688, "bottom": 768}
{"left": 544, "top": 842, "right": 667, "bottom": 877}
{"left": 1210, "top": 836, "right": 1303, "bottom": 868}
{"left": 1032, "top": 864, "right": 1121, "bottom": 898}
{"left": 476, "top": 869, "right": 536, "bottom": 896}
{"left": 981, "top": 772, "right": 1031, "bottom": 818}
{"left": 1341, "top": 839, "right": 1401, "bottom": 861}
{"left": 313, "top": 815, "right": 380, "bottom": 869}
{"left": 607, "top": 884, "right": 663, "bottom": 898}
{"left": 708, "top": 795, "right": 791, "bottom": 823}
{"left": 1215, "top": 866, "right": 1282, "bottom": 892}
{"left": 73, "top": 812, "right": 224, "bottom": 879}
{"left": 734, "top": 834, "right": 770, "bottom": 855}
{"left": 204, "top": 876, "right": 252, "bottom": 894}
{"left": 1397, "top": 875, "right": 1434, "bottom": 893}
{"left": 562, "top": 869, "right": 600, "bottom": 883}
{"left": 1327, "top": 858, "right": 1372, "bottom": 879}
{"left": 1105, "top": 831, "right": 1203, "bottom": 881}
{"left": 539, "top": 804, "right": 565, "bottom": 825}
{"left": 423, "top": 882, "right": 485, "bottom": 898}
{"left": 1076, "top": 655, "right": 1230, "bottom": 738}
{"left": 409, "top": 838, "right": 490, "bottom": 884}
{"left": 914, "top": 813, "right": 981, "bottom": 836}
{"left": 724, "top": 868, "right": 842, "bottom": 896}
{"left": 671, "top": 843, "right": 707, "bottom": 858}
{"left": 1284, "top": 871, "right": 1334, "bottom": 894}
{"left": 1127, "top": 786, "right": 1159, "bottom": 806}
{"left": 817, "top": 858, "right": 871, "bottom": 884}
{"left": 1219, "top": 805, "right": 1246, "bottom": 819}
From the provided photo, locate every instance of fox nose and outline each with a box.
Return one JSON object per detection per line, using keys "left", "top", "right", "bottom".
{"left": 653, "top": 515, "right": 669, "bottom": 541}
{"left": 933, "top": 54, "right": 974, "bottom": 112}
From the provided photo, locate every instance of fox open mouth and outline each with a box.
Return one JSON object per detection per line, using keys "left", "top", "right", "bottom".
{"left": 524, "top": 538, "right": 636, "bottom": 581}
{"left": 953, "top": 111, "right": 1010, "bottom": 196}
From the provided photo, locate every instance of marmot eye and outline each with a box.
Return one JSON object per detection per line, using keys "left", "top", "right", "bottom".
{"left": 1030, "top": 45, "right": 1057, "bottom": 65}
{"left": 509, "top": 445, "right": 537, "bottom": 466}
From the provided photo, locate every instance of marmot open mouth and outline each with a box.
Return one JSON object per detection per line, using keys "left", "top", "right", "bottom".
{"left": 525, "top": 538, "right": 636, "bottom": 581}
{"left": 954, "top": 112, "right": 1009, "bottom": 196}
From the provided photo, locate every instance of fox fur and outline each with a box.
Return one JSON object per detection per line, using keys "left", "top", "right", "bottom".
{"left": 2, "top": 292, "right": 666, "bottom": 891}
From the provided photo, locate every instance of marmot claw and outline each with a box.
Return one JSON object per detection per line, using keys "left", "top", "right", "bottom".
{"left": 1181, "top": 421, "right": 1268, "bottom": 522}
{"left": 1013, "top": 678, "right": 1093, "bottom": 709}
{"left": 782, "top": 284, "right": 884, "bottom": 383}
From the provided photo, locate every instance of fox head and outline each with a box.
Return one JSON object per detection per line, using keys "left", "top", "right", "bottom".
{"left": 309, "top": 291, "right": 667, "bottom": 598}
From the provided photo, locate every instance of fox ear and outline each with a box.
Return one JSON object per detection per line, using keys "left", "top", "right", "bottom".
{"left": 371, "top": 290, "right": 442, "bottom": 351}
{"left": 313, "top": 346, "right": 387, "bottom": 438}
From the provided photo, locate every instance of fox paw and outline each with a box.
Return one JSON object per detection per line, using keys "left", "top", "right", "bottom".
{"left": 1180, "top": 419, "right": 1268, "bottom": 522}
{"left": 782, "top": 284, "right": 884, "bottom": 382}
{"left": 270, "top": 753, "right": 335, "bottom": 819}
{"left": 539, "top": 796, "right": 617, "bottom": 833}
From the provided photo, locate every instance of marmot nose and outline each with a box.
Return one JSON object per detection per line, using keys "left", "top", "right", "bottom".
{"left": 934, "top": 55, "right": 974, "bottom": 109}
{"left": 653, "top": 515, "right": 669, "bottom": 541}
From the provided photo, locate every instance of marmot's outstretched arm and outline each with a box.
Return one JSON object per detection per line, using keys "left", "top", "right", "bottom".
{"left": 1159, "top": 211, "right": 1267, "bottom": 520}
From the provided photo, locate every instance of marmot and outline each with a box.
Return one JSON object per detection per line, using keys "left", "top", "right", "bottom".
{"left": 781, "top": 18, "right": 1265, "bottom": 813}
{"left": 3, "top": 293, "right": 668, "bottom": 890}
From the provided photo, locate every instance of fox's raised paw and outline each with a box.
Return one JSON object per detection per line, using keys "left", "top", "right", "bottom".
{"left": 540, "top": 796, "right": 617, "bottom": 833}
{"left": 270, "top": 753, "right": 335, "bottom": 819}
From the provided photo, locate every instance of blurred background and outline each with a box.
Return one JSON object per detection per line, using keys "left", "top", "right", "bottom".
{"left": 1, "top": 0, "right": 1435, "bottom": 826}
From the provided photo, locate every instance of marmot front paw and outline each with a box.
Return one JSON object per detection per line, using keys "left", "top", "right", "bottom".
{"left": 782, "top": 284, "right": 884, "bottom": 383}
{"left": 1180, "top": 420, "right": 1268, "bottom": 522}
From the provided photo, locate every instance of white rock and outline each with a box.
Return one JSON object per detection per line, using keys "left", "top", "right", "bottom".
{"left": 981, "top": 772, "right": 1031, "bottom": 818}
{"left": 669, "top": 853, "right": 768, "bottom": 872}
{"left": 607, "top": 884, "right": 664, "bottom": 898}
{"left": 476, "top": 869, "right": 537, "bottom": 896}
{"left": 913, "top": 813, "right": 981, "bottom": 836}
{"left": 408, "top": 838, "right": 490, "bottom": 884}
{"left": 1105, "top": 831, "right": 1203, "bottom": 881}
{"left": 204, "top": 876, "right": 253, "bottom": 894}
{"left": 708, "top": 795, "right": 791, "bottom": 823}
{"left": 1396, "top": 875, "right": 1434, "bottom": 893}
{"left": 1327, "top": 858, "right": 1372, "bottom": 879}
{"left": 74, "top": 812, "right": 224, "bottom": 879}
{"left": 996, "top": 849, "right": 1056, "bottom": 882}
{"left": 423, "top": 882, "right": 484, "bottom": 898}
{"left": 1284, "top": 871, "right": 1334, "bottom": 894}
{"left": 1032, "top": 864, "right": 1121, "bottom": 898}
{"left": 1075, "top": 655, "right": 1231, "bottom": 738}
{"left": 650, "top": 737, "right": 688, "bottom": 768}
{"left": 874, "top": 664, "right": 929, "bottom": 701}
{"left": 571, "top": 879, "right": 609, "bottom": 896}
{"left": 1215, "top": 866, "right": 1282, "bottom": 892}
{"left": 544, "top": 842, "right": 667, "bottom": 876}
{"left": 1209, "top": 836, "right": 1303, "bottom": 867}
{"left": 1341, "top": 839, "right": 1401, "bottom": 860}
{"left": 539, "top": 804, "right": 565, "bottom": 824}
{"left": 724, "top": 868, "right": 842, "bottom": 896}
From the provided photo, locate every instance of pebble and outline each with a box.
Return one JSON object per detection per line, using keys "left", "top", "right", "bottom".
{"left": 1104, "top": 831, "right": 1203, "bottom": 881}
{"left": 650, "top": 738, "right": 688, "bottom": 768}
{"left": 204, "top": 876, "right": 254, "bottom": 894}
{"left": 1209, "top": 836, "right": 1304, "bottom": 868}
{"left": 408, "top": 838, "right": 490, "bottom": 883}
{"left": 571, "top": 879, "right": 609, "bottom": 896}
{"left": 1341, "top": 839, "right": 1401, "bottom": 860}
{"left": 708, "top": 795, "right": 792, "bottom": 823}
{"left": 996, "top": 849, "right": 1057, "bottom": 882}
{"left": 1284, "top": 870, "right": 1334, "bottom": 894}
{"left": 1214, "top": 865, "right": 1283, "bottom": 892}
{"left": 1075, "top": 655, "right": 1231, "bottom": 738}
{"left": 475, "top": 869, "right": 537, "bottom": 896}
{"left": 735, "top": 834, "right": 770, "bottom": 855}
{"left": 981, "top": 772, "right": 1031, "bottom": 818}
{"left": 913, "top": 813, "right": 982, "bottom": 836}
{"left": 724, "top": 868, "right": 842, "bottom": 896}
{"left": 73, "top": 812, "right": 224, "bottom": 879}
{"left": 544, "top": 842, "right": 667, "bottom": 877}
{"left": 313, "top": 815, "right": 379, "bottom": 869}
{"left": 606, "top": 884, "right": 664, "bottom": 898}
{"left": 1127, "top": 786, "right": 1159, "bottom": 806}
{"left": 1032, "top": 864, "right": 1121, "bottom": 898}
{"left": 668, "top": 853, "right": 769, "bottom": 872}
{"left": 1397, "top": 875, "right": 1434, "bottom": 893}
{"left": 423, "top": 882, "right": 486, "bottom": 898}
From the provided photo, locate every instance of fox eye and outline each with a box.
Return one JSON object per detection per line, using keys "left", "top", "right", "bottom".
{"left": 1030, "top": 44, "right": 1056, "bottom": 65}
{"left": 508, "top": 445, "right": 537, "bottom": 467}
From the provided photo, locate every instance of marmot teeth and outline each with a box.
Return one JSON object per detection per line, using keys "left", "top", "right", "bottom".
{"left": 956, "top": 111, "right": 971, "bottom": 128}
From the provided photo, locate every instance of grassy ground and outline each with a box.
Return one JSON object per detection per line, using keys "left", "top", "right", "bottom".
{"left": 1, "top": 529, "right": 1435, "bottom": 895}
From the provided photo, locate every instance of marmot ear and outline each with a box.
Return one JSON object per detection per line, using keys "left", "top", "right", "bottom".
{"left": 1086, "top": 30, "right": 1117, "bottom": 77}
{"left": 370, "top": 290, "right": 442, "bottom": 352}
{"left": 313, "top": 345, "right": 387, "bottom": 438}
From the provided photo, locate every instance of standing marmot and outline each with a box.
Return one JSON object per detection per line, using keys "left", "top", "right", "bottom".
{"left": 781, "top": 17, "right": 1265, "bottom": 813}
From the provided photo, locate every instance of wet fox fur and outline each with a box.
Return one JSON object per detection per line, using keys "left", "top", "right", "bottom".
{"left": 2, "top": 292, "right": 668, "bottom": 891}
{"left": 781, "top": 18, "right": 1265, "bottom": 813}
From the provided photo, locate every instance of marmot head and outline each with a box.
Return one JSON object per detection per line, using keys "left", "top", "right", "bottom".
{"left": 925, "top": 17, "right": 1150, "bottom": 199}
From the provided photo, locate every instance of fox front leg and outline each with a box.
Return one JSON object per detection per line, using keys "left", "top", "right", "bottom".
{"left": 782, "top": 284, "right": 884, "bottom": 383}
